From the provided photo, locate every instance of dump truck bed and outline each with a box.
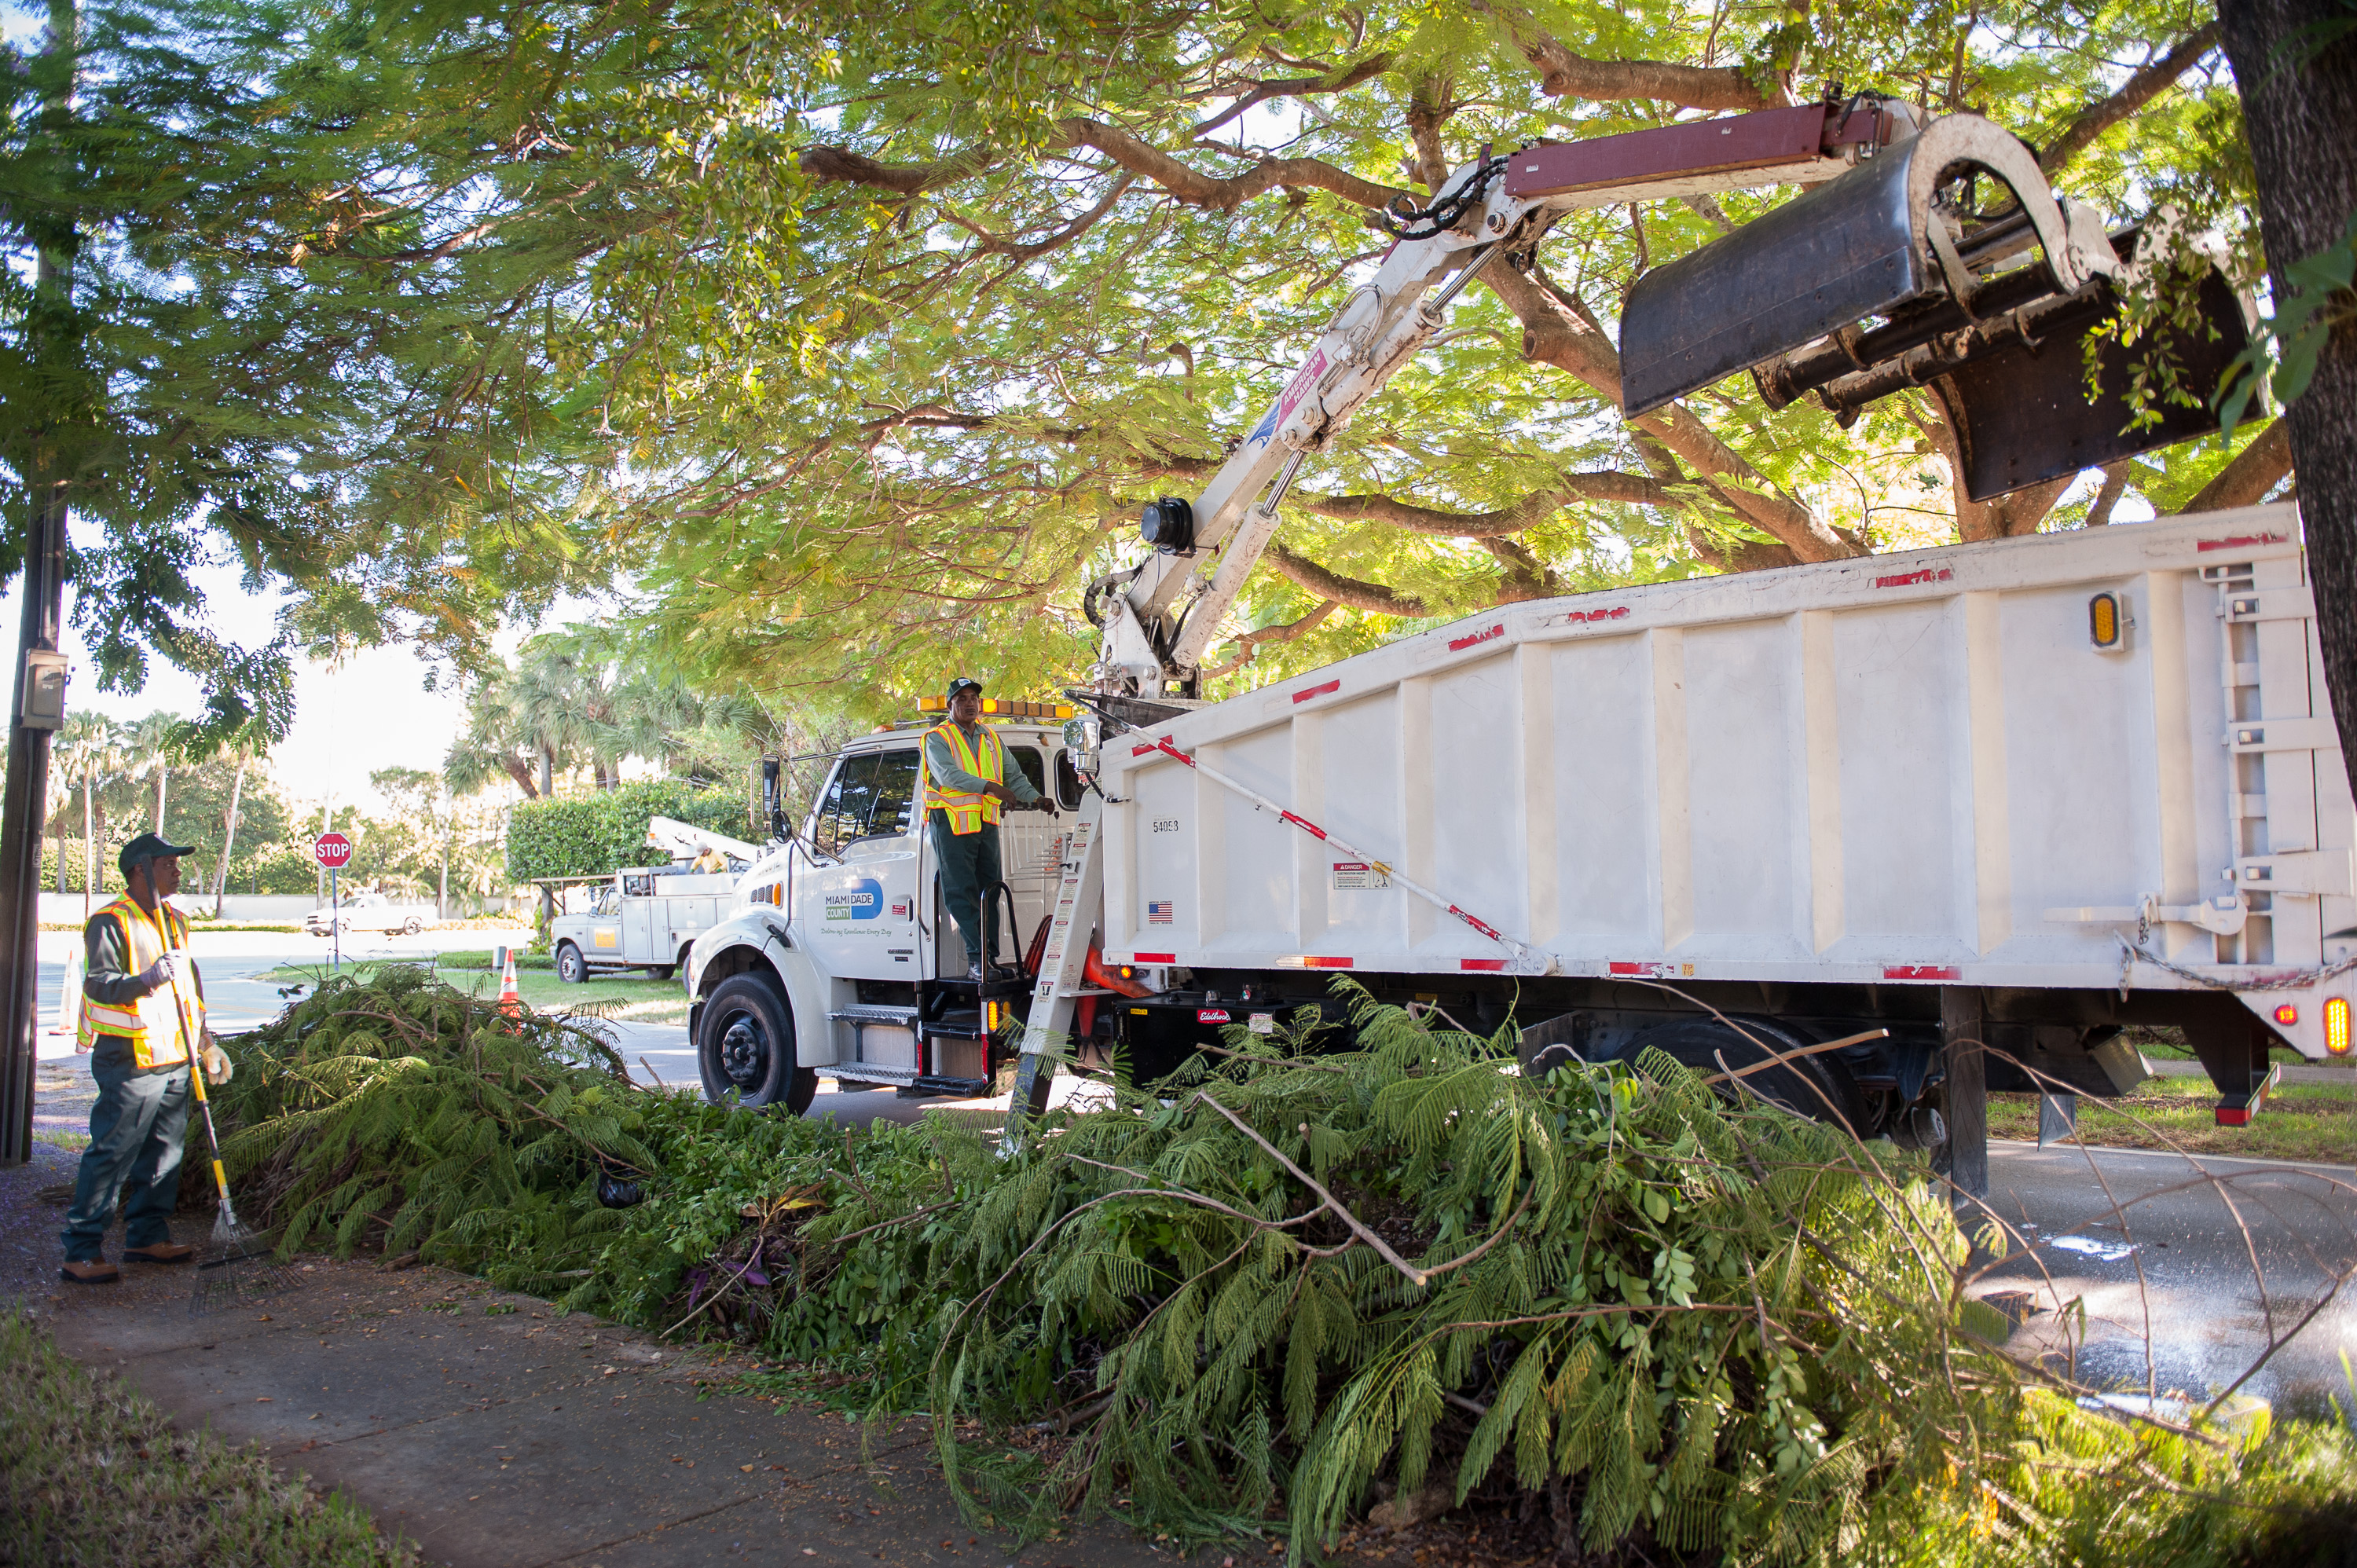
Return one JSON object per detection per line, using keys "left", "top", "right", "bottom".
{"left": 1099, "top": 504, "right": 2352, "bottom": 1058}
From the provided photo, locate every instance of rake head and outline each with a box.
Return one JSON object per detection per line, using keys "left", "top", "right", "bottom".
{"left": 188, "top": 1218, "right": 303, "bottom": 1317}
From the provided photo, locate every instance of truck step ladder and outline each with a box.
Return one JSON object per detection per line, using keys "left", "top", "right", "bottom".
{"left": 1003, "top": 793, "right": 1105, "bottom": 1149}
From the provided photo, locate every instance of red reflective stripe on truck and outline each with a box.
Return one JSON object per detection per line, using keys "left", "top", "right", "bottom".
{"left": 1134, "top": 952, "right": 1175, "bottom": 963}
{"left": 1303, "top": 956, "right": 1353, "bottom": 969}
{"left": 1461, "top": 958, "right": 1508, "bottom": 972}
{"left": 1447, "top": 624, "right": 1505, "bottom": 653}
{"left": 1292, "top": 680, "right": 1341, "bottom": 704}
{"left": 1882, "top": 965, "right": 1960, "bottom": 980}
{"left": 1875, "top": 568, "right": 1954, "bottom": 589}
{"left": 2197, "top": 532, "right": 2289, "bottom": 551}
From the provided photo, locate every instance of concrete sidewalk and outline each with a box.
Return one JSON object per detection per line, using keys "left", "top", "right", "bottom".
{"left": 0, "top": 1145, "right": 1176, "bottom": 1567}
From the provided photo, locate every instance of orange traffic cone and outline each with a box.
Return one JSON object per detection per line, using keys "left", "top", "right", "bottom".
{"left": 497, "top": 950, "right": 525, "bottom": 1020}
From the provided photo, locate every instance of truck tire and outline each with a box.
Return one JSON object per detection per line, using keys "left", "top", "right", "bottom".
{"left": 698, "top": 973, "right": 816, "bottom": 1115}
{"left": 643, "top": 965, "right": 676, "bottom": 980}
{"left": 555, "top": 943, "right": 588, "bottom": 984}
{"left": 1618, "top": 1017, "right": 1870, "bottom": 1136}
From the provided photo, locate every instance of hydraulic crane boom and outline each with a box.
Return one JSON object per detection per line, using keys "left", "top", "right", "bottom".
{"left": 1089, "top": 93, "right": 2243, "bottom": 702}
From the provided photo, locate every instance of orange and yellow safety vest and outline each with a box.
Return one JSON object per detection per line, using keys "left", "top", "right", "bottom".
{"left": 926, "top": 720, "right": 1006, "bottom": 836}
{"left": 77, "top": 895, "right": 203, "bottom": 1068}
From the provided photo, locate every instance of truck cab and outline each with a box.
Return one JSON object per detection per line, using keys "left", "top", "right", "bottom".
{"left": 686, "top": 702, "right": 1089, "bottom": 1110}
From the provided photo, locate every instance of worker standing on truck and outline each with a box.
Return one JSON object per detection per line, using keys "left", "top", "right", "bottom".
{"left": 58, "top": 833, "right": 228, "bottom": 1284}
{"left": 925, "top": 676, "right": 1055, "bottom": 979}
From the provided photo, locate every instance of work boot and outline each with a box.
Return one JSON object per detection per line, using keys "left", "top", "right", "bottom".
{"left": 60, "top": 1259, "right": 119, "bottom": 1284}
{"left": 967, "top": 958, "right": 984, "bottom": 981}
{"left": 123, "top": 1241, "right": 196, "bottom": 1265}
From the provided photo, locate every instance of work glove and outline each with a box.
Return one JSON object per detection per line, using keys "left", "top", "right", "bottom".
{"left": 135, "top": 952, "right": 179, "bottom": 993}
{"left": 201, "top": 1036, "right": 233, "bottom": 1086}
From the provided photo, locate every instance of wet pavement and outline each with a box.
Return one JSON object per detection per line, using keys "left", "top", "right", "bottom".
{"left": 1970, "top": 1141, "right": 2357, "bottom": 1416}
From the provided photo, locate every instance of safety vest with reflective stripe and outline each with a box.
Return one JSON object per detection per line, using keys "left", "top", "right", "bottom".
{"left": 77, "top": 896, "right": 202, "bottom": 1068}
{"left": 926, "top": 721, "right": 1005, "bottom": 836}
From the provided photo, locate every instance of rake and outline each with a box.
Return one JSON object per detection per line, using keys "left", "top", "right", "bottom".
{"left": 169, "top": 973, "right": 302, "bottom": 1317}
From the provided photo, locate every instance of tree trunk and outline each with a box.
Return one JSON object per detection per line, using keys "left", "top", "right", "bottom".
{"left": 214, "top": 754, "right": 246, "bottom": 917}
{"left": 2217, "top": 2, "right": 2357, "bottom": 797}
{"left": 80, "top": 773, "right": 91, "bottom": 915}
{"left": 152, "top": 768, "right": 167, "bottom": 833}
{"left": 539, "top": 746, "right": 554, "bottom": 797}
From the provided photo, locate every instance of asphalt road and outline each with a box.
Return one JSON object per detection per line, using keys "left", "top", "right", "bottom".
{"left": 1975, "top": 1141, "right": 2356, "bottom": 1416}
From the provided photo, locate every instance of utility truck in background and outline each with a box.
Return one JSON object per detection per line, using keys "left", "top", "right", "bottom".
{"left": 549, "top": 818, "right": 765, "bottom": 983}
{"left": 683, "top": 93, "right": 2351, "bottom": 1196}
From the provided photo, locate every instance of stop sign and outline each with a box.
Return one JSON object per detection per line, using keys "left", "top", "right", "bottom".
{"left": 312, "top": 832, "right": 354, "bottom": 870}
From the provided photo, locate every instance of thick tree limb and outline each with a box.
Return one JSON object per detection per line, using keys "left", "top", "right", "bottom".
{"left": 1265, "top": 543, "right": 1427, "bottom": 616}
{"left": 1298, "top": 474, "right": 1672, "bottom": 536}
{"left": 1483, "top": 536, "right": 1560, "bottom": 600}
{"left": 1475, "top": 2, "right": 1784, "bottom": 110}
{"left": 1685, "top": 526, "right": 1802, "bottom": 573}
{"left": 2179, "top": 419, "right": 2293, "bottom": 513}
{"left": 800, "top": 120, "right": 1408, "bottom": 214}
{"left": 2040, "top": 23, "right": 2225, "bottom": 174}
{"left": 1483, "top": 263, "right": 1854, "bottom": 559}
{"left": 2084, "top": 461, "right": 2134, "bottom": 526}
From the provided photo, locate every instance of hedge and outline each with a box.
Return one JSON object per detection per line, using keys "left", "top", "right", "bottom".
{"left": 504, "top": 780, "right": 746, "bottom": 882}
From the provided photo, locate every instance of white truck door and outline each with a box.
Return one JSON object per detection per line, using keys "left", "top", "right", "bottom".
{"left": 803, "top": 746, "right": 924, "bottom": 982}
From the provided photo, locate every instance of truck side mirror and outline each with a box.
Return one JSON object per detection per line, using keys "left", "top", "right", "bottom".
{"left": 761, "top": 757, "right": 786, "bottom": 841}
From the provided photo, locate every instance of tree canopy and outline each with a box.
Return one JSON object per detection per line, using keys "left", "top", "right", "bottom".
{"left": 2, "top": 1, "right": 2303, "bottom": 727}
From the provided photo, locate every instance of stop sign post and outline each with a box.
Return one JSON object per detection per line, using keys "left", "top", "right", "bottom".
{"left": 313, "top": 833, "right": 354, "bottom": 967}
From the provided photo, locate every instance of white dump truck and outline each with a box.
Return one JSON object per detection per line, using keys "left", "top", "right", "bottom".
{"left": 682, "top": 99, "right": 2346, "bottom": 1194}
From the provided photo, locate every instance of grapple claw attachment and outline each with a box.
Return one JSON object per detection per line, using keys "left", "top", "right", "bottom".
{"left": 1617, "top": 112, "right": 2249, "bottom": 501}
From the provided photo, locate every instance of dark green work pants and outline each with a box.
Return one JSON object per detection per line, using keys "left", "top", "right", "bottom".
{"left": 60, "top": 1039, "right": 191, "bottom": 1262}
{"left": 929, "top": 814, "right": 1003, "bottom": 966}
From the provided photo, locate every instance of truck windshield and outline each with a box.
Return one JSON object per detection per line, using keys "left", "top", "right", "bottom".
{"left": 812, "top": 748, "right": 920, "bottom": 857}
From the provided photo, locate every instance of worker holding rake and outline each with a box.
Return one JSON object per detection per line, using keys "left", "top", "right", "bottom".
{"left": 58, "top": 833, "right": 228, "bottom": 1284}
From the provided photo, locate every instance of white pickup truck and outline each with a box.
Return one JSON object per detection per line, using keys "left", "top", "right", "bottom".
{"left": 551, "top": 868, "right": 739, "bottom": 983}
{"left": 305, "top": 891, "right": 434, "bottom": 936}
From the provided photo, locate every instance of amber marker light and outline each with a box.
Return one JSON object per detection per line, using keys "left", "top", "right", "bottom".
{"left": 2326, "top": 997, "right": 2352, "bottom": 1057}
{"left": 2088, "top": 591, "right": 2122, "bottom": 648}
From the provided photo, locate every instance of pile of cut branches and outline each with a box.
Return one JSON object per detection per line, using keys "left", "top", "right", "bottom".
{"left": 211, "top": 965, "right": 655, "bottom": 1289}
{"left": 211, "top": 970, "right": 2357, "bottom": 1565}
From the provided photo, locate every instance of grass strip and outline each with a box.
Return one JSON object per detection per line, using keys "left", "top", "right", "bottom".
{"left": 1991, "top": 1075, "right": 2357, "bottom": 1164}
{"left": 0, "top": 1303, "right": 414, "bottom": 1568}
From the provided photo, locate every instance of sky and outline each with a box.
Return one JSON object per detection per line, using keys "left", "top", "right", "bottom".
{"left": 0, "top": 526, "right": 603, "bottom": 816}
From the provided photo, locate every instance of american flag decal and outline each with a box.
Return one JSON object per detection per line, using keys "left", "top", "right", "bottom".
{"left": 1147, "top": 899, "right": 1174, "bottom": 925}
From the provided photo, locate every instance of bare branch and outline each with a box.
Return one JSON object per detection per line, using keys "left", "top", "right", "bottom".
{"left": 1298, "top": 474, "right": 1672, "bottom": 536}
{"left": 2084, "top": 460, "right": 2133, "bottom": 526}
{"left": 1474, "top": 2, "right": 1785, "bottom": 111}
{"left": 1187, "top": 53, "right": 1395, "bottom": 140}
{"left": 1200, "top": 599, "right": 1339, "bottom": 680}
{"left": 2040, "top": 23, "right": 2224, "bottom": 174}
{"left": 1265, "top": 542, "right": 1428, "bottom": 616}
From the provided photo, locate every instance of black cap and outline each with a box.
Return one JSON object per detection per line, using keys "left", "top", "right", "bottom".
{"left": 119, "top": 832, "right": 196, "bottom": 878}
{"left": 946, "top": 676, "right": 984, "bottom": 702}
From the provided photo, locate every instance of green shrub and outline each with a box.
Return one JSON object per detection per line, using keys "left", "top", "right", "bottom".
{"left": 504, "top": 781, "right": 745, "bottom": 882}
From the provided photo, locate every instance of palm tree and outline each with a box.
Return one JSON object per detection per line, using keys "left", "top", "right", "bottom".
{"left": 123, "top": 710, "right": 187, "bottom": 837}
{"left": 175, "top": 716, "right": 270, "bottom": 914}
{"left": 52, "top": 713, "right": 119, "bottom": 914}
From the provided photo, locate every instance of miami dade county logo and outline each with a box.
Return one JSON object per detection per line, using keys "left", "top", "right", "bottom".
{"left": 825, "top": 878, "right": 884, "bottom": 921}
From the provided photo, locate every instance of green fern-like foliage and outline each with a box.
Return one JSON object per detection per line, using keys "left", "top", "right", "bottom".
{"left": 914, "top": 986, "right": 2002, "bottom": 1563}
{"left": 211, "top": 965, "right": 653, "bottom": 1288}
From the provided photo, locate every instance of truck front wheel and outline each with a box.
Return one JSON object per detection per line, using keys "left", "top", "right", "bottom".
{"left": 555, "top": 943, "right": 588, "bottom": 984}
{"left": 698, "top": 973, "right": 816, "bottom": 1115}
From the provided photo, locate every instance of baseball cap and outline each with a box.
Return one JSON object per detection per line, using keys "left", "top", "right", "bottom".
{"left": 946, "top": 676, "right": 984, "bottom": 702}
{"left": 119, "top": 831, "right": 197, "bottom": 877}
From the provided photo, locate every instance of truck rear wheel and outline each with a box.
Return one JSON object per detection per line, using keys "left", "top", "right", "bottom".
{"left": 698, "top": 973, "right": 816, "bottom": 1114}
{"left": 1619, "top": 1016, "right": 1870, "bottom": 1136}
{"left": 555, "top": 943, "right": 588, "bottom": 984}
{"left": 643, "top": 965, "right": 676, "bottom": 980}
